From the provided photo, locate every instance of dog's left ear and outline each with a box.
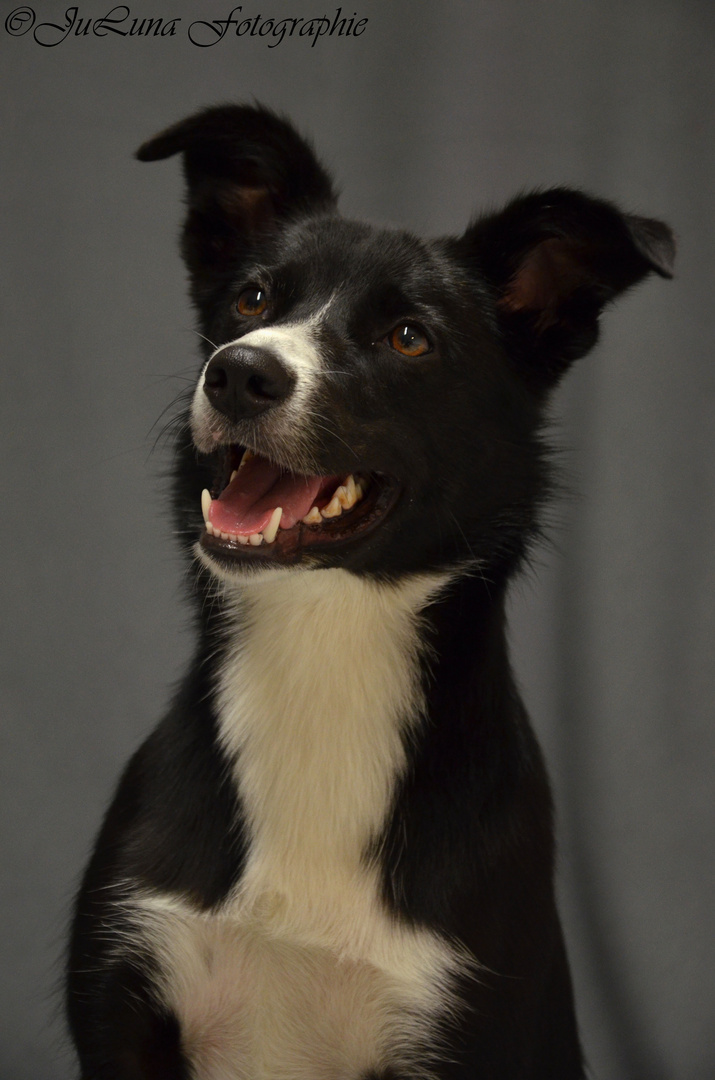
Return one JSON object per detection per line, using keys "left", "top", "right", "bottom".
{"left": 137, "top": 104, "right": 337, "bottom": 300}
{"left": 457, "top": 188, "right": 674, "bottom": 392}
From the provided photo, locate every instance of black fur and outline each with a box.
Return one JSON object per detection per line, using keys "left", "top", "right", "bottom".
{"left": 67, "top": 105, "right": 673, "bottom": 1079}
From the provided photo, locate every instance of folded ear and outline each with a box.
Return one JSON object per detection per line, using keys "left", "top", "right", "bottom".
{"left": 457, "top": 188, "right": 675, "bottom": 392}
{"left": 137, "top": 104, "right": 337, "bottom": 300}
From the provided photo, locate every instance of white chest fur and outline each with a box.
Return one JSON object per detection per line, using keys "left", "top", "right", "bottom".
{"left": 129, "top": 569, "right": 464, "bottom": 1080}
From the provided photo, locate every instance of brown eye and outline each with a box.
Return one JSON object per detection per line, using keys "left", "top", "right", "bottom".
{"left": 389, "top": 324, "right": 431, "bottom": 357}
{"left": 237, "top": 287, "right": 268, "bottom": 317}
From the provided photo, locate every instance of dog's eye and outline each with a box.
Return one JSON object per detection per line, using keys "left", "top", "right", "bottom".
{"left": 236, "top": 287, "right": 268, "bottom": 317}
{"left": 388, "top": 324, "right": 431, "bottom": 357}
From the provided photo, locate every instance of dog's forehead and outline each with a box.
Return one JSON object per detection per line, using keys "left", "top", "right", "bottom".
{"left": 267, "top": 216, "right": 460, "bottom": 306}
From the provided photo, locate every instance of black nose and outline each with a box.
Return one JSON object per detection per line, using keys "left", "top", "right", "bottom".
{"left": 203, "top": 345, "right": 296, "bottom": 422}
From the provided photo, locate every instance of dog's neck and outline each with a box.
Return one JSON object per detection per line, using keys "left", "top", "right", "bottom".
{"left": 212, "top": 569, "right": 453, "bottom": 883}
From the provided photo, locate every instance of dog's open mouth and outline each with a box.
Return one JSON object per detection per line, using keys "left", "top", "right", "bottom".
{"left": 199, "top": 447, "right": 399, "bottom": 562}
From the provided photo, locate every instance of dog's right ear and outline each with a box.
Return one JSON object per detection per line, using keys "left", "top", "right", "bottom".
{"left": 137, "top": 105, "right": 337, "bottom": 298}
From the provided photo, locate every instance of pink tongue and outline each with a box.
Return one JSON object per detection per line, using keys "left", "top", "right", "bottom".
{"left": 208, "top": 456, "right": 338, "bottom": 535}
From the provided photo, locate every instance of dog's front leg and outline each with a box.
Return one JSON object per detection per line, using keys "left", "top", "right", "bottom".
{"left": 68, "top": 947, "right": 191, "bottom": 1080}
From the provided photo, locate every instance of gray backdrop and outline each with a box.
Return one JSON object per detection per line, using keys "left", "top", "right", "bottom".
{"left": 2, "top": 1, "right": 714, "bottom": 1077}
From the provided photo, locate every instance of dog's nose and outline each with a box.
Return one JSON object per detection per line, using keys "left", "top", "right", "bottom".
{"left": 203, "top": 346, "right": 296, "bottom": 422}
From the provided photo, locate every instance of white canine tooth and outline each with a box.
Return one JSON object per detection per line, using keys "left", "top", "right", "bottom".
{"left": 302, "top": 506, "right": 322, "bottom": 525}
{"left": 229, "top": 470, "right": 238, "bottom": 483}
{"left": 321, "top": 493, "right": 343, "bottom": 518}
{"left": 201, "top": 488, "right": 212, "bottom": 523}
{"left": 238, "top": 449, "right": 254, "bottom": 471}
{"left": 249, "top": 532, "right": 263, "bottom": 546}
{"left": 337, "top": 477, "right": 358, "bottom": 510}
{"left": 263, "top": 507, "right": 282, "bottom": 544}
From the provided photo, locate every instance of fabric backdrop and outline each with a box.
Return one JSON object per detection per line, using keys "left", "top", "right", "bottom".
{"left": 2, "top": 2, "right": 713, "bottom": 1077}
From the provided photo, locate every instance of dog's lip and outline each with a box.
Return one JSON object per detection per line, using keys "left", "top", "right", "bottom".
{"left": 198, "top": 467, "right": 401, "bottom": 566}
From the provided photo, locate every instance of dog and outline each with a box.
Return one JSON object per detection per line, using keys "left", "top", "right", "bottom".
{"left": 66, "top": 104, "right": 673, "bottom": 1080}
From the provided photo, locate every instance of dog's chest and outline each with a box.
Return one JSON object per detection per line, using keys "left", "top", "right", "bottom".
{"left": 132, "top": 571, "right": 460, "bottom": 1080}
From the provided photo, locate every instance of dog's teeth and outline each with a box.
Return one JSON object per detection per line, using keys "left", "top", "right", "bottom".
{"left": 321, "top": 493, "right": 343, "bottom": 518}
{"left": 263, "top": 507, "right": 282, "bottom": 544}
{"left": 337, "top": 475, "right": 361, "bottom": 510}
{"left": 205, "top": 520, "right": 215, "bottom": 536}
{"left": 237, "top": 534, "right": 249, "bottom": 545}
{"left": 249, "top": 532, "right": 263, "bottom": 546}
{"left": 229, "top": 470, "right": 238, "bottom": 483}
{"left": 220, "top": 531, "right": 230, "bottom": 541}
{"left": 201, "top": 488, "right": 212, "bottom": 524}
{"left": 302, "top": 506, "right": 323, "bottom": 525}
{"left": 238, "top": 449, "right": 254, "bottom": 471}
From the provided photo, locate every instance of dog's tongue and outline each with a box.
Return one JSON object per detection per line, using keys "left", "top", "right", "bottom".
{"left": 208, "top": 455, "right": 338, "bottom": 535}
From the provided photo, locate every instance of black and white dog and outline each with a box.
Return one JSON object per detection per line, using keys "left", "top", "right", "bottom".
{"left": 67, "top": 105, "right": 673, "bottom": 1080}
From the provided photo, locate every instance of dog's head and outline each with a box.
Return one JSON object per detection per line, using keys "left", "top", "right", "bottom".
{"left": 138, "top": 105, "right": 673, "bottom": 584}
